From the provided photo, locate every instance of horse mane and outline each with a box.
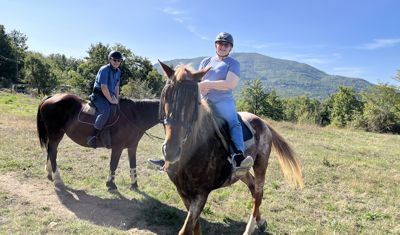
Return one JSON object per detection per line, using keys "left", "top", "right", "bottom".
{"left": 190, "top": 100, "right": 226, "bottom": 147}
{"left": 160, "top": 65, "right": 200, "bottom": 126}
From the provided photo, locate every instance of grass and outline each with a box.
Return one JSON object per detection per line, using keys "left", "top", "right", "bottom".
{"left": 0, "top": 91, "right": 399, "bottom": 234}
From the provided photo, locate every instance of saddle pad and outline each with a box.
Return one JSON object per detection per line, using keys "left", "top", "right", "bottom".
{"left": 82, "top": 103, "right": 96, "bottom": 115}
{"left": 78, "top": 103, "right": 120, "bottom": 127}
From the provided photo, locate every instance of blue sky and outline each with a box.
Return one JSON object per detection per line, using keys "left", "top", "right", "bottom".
{"left": 1, "top": 0, "right": 399, "bottom": 85}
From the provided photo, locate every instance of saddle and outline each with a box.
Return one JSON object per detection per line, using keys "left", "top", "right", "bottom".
{"left": 219, "top": 114, "right": 255, "bottom": 153}
{"left": 207, "top": 102, "right": 255, "bottom": 154}
{"left": 78, "top": 101, "right": 120, "bottom": 149}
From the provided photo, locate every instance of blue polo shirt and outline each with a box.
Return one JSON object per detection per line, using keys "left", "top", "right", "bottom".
{"left": 199, "top": 56, "right": 240, "bottom": 102}
{"left": 93, "top": 64, "right": 120, "bottom": 96}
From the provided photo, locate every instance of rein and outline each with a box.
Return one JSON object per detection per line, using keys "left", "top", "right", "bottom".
{"left": 118, "top": 106, "right": 165, "bottom": 141}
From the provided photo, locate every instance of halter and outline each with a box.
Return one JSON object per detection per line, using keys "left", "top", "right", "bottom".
{"left": 160, "top": 80, "right": 199, "bottom": 144}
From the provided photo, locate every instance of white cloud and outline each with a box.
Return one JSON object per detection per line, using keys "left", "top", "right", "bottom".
{"left": 332, "top": 67, "right": 366, "bottom": 78}
{"left": 161, "top": 6, "right": 207, "bottom": 40}
{"left": 162, "top": 7, "right": 186, "bottom": 16}
{"left": 359, "top": 38, "right": 400, "bottom": 50}
{"left": 280, "top": 53, "right": 340, "bottom": 65}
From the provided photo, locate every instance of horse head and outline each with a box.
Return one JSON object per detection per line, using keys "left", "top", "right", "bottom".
{"left": 158, "top": 60, "right": 211, "bottom": 169}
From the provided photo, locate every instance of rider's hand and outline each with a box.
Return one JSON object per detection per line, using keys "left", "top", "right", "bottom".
{"left": 110, "top": 96, "right": 119, "bottom": 104}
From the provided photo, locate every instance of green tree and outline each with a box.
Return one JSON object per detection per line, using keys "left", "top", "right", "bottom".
{"left": 265, "top": 90, "right": 284, "bottom": 121}
{"left": 360, "top": 84, "right": 400, "bottom": 133}
{"left": 146, "top": 68, "right": 164, "bottom": 96}
{"left": 121, "top": 79, "right": 155, "bottom": 99}
{"left": 23, "top": 52, "right": 57, "bottom": 95}
{"left": 283, "top": 94, "right": 321, "bottom": 124}
{"left": 331, "top": 86, "right": 363, "bottom": 127}
{"left": 237, "top": 79, "right": 268, "bottom": 116}
{"left": 48, "top": 53, "right": 81, "bottom": 91}
{"left": 0, "top": 25, "right": 19, "bottom": 87}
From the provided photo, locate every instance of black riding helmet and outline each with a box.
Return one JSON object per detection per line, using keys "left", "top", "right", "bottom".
{"left": 215, "top": 32, "right": 234, "bottom": 47}
{"left": 108, "top": 50, "right": 124, "bottom": 61}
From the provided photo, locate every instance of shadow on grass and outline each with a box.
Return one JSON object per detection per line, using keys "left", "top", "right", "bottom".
{"left": 55, "top": 186, "right": 267, "bottom": 234}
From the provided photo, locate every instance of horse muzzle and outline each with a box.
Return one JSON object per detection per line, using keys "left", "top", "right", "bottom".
{"left": 162, "top": 143, "right": 181, "bottom": 166}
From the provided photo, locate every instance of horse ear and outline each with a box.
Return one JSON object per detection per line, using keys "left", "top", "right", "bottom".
{"left": 192, "top": 66, "right": 211, "bottom": 82}
{"left": 158, "top": 60, "right": 175, "bottom": 79}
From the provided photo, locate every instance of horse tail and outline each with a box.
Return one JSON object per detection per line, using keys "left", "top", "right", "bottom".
{"left": 266, "top": 123, "right": 304, "bottom": 188}
{"left": 37, "top": 96, "right": 52, "bottom": 150}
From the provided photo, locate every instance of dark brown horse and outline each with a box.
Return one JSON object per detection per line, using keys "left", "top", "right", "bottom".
{"left": 158, "top": 61, "right": 304, "bottom": 235}
{"left": 37, "top": 93, "right": 160, "bottom": 190}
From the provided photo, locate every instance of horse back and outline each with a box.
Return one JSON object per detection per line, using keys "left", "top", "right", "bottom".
{"left": 39, "top": 93, "right": 83, "bottom": 131}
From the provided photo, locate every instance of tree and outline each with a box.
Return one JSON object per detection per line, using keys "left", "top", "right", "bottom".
{"left": 146, "top": 68, "right": 164, "bottom": 96}
{"left": 121, "top": 79, "right": 155, "bottom": 99}
{"left": 48, "top": 53, "right": 81, "bottom": 91}
{"left": 282, "top": 94, "right": 321, "bottom": 124}
{"left": 237, "top": 79, "right": 268, "bottom": 116}
{"left": 0, "top": 25, "right": 18, "bottom": 87}
{"left": 23, "top": 52, "right": 57, "bottom": 95}
{"left": 360, "top": 84, "right": 400, "bottom": 133}
{"left": 265, "top": 90, "right": 284, "bottom": 121}
{"left": 331, "top": 86, "right": 363, "bottom": 127}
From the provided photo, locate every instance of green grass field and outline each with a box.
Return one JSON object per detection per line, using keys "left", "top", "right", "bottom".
{"left": 0, "top": 91, "right": 399, "bottom": 234}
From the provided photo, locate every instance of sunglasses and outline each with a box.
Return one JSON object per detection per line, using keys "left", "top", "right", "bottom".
{"left": 216, "top": 41, "right": 231, "bottom": 48}
{"left": 111, "top": 58, "right": 122, "bottom": 63}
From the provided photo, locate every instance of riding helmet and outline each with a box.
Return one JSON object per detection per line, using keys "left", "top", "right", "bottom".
{"left": 215, "top": 32, "right": 234, "bottom": 46}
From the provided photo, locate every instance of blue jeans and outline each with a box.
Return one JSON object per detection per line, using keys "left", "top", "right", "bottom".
{"left": 212, "top": 99, "right": 244, "bottom": 153}
{"left": 90, "top": 94, "right": 111, "bottom": 130}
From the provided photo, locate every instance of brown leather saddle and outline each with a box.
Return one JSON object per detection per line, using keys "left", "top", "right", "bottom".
{"left": 78, "top": 101, "right": 120, "bottom": 149}
{"left": 78, "top": 101, "right": 119, "bottom": 127}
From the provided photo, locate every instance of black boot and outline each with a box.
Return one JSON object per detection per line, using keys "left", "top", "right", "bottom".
{"left": 231, "top": 151, "right": 254, "bottom": 171}
{"left": 148, "top": 159, "right": 165, "bottom": 170}
{"left": 87, "top": 129, "right": 100, "bottom": 149}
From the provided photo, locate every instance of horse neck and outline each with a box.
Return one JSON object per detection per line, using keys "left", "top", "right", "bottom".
{"left": 122, "top": 99, "right": 160, "bottom": 128}
{"left": 186, "top": 102, "right": 222, "bottom": 150}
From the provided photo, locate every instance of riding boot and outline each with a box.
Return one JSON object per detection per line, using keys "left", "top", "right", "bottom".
{"left": 87, "top": 128, "right": 100, "bottom": 149}
{"left": 148, "top": 159, "right": 165, "bottom": 170}
{"left": 231, "top": 151, "right": 254, "bottom": 172}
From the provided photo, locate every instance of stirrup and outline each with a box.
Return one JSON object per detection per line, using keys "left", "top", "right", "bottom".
{"left": 230, "top": 153, "right": 253, "bottom": 171}
{"left": 86, "top": 136, "right": 97, "bottom": 149}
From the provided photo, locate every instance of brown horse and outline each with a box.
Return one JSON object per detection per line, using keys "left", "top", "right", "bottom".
{"left": 158, "top": 61, "right": 304, "bottom": 235}
{"left": 37, "top": 93, "right": 160, "bottom": 190}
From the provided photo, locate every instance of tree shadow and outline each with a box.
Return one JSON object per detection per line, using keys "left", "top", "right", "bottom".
{"left": 54, "top": 186, "right": 265, "bottom": 234}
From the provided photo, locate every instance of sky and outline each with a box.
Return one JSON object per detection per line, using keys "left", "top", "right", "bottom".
{"left": 1, "top": 0, "right": 399, "bottom": 85}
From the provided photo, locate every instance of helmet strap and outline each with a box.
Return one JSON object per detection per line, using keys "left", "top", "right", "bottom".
{"left": 216, "top": 51, "right": 229, "bottom": 59}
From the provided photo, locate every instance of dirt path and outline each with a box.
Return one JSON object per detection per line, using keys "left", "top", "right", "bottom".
{"left": 0, "top": 172, "right": 169, "bottom": 234}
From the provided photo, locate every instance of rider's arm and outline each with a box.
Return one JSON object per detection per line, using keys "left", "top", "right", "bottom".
{"left": 199, "top": 71, "right": 239, "bottom": 91}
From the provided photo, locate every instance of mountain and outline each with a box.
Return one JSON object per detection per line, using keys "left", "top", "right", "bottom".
{"left": 155, "top": 52, "right": 372, "bottom": 99}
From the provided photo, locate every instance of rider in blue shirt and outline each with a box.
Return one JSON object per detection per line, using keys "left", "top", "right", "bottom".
{"left": 87, "top": 50, "right": 123, "bottom": 148}
{"left": 149, "top": 32, "right": 253, "bottom": 172}
{"left": 198, "top": 32, "right": 253, "bottom": 171}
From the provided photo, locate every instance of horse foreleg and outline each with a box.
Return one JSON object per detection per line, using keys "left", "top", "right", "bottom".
{"left": 128, "top": 147, "right": 138, "bottom": 190}
{"left": 107, "top": 148, "right": 123, "bottom": 191}
{"left": 179, "top": 195, "right": 207, "bottom": 235}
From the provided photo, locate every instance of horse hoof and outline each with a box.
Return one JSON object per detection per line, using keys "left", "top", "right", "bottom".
{"left": 47, "top": 175, "right": 53, "bottom": 181}
{"left": 54, "top": 181, "right": 65, "bottom": 189}
{"left": 130, "top": 182, "right": 139, "bottom": 191}
{"left": 106, "top": 180, "right": 118, "bottom": 191}
{"left": 257, "top": 219, "right": 267, "bottom": 232}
